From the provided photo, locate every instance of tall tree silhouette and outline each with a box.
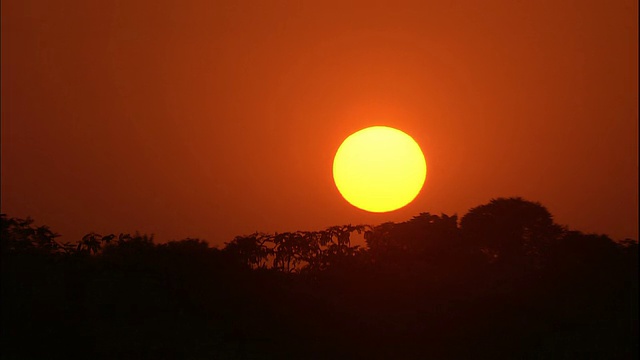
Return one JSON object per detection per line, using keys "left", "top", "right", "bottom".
{"left": 460, "top": 197, "right": 563, "bottom": 268}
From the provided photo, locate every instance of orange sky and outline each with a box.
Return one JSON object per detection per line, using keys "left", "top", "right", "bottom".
{"left": 2, "top": 0, "right": 638, "bottom": 244}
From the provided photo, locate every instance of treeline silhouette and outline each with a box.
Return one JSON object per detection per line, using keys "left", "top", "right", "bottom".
{"left": 1, "top": 198, "right": 637, "bottom": 359}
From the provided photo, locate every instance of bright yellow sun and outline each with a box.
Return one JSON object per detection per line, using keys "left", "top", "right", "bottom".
{"left": 333, "top": 126, "right": 427, "bottom": 213}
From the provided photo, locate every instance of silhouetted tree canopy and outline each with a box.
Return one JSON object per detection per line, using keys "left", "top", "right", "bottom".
{"left": 460, "top": 197, "right": 564, "bottom": 266}
{"left": 1, "top": 198, "right": 637, "bottom": 359}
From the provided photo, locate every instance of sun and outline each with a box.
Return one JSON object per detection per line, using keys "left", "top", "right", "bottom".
{"left": 333, "top": 126, "right": 427, "bottom": 213}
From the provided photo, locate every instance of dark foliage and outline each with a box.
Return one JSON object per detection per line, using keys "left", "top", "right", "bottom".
{"left": 1, "top": 198, "right": 637, "bottom": 359}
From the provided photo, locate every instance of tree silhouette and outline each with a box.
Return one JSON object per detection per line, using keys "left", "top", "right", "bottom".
{"left": 78, "top": 232, "right": 103, "bottom": 254}
{"left": 460, "top": 197, "right": 563, "bottom": 267}
{"left": 224, "top": 225, "right": 367, "bottom": 273}
{"left": 365, "top": 213, "right": 460, "bottom": 261}
{"left": 272, "top": 231, "right": 305, "bottom": 272}
{"left": 1, "top": 214, "right": 64, "bottom": 254}
{"left": 1, "top": 198, "right": 637, "bottom": 359}
{"left": 224, "top": 233, "right": 271, "bottom": 269}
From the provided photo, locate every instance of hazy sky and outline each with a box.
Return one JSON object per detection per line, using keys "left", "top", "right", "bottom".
{"left": 2, "top": 0, "right": 637, "bottom": 245}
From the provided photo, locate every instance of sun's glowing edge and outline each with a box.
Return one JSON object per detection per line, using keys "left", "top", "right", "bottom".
{"left": 332, "top": 126, "right": 427, "bottom": 213}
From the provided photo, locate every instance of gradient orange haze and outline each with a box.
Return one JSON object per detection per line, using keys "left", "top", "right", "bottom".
{"left": 1, "top": 0, "right": 637, "bottom": 244}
